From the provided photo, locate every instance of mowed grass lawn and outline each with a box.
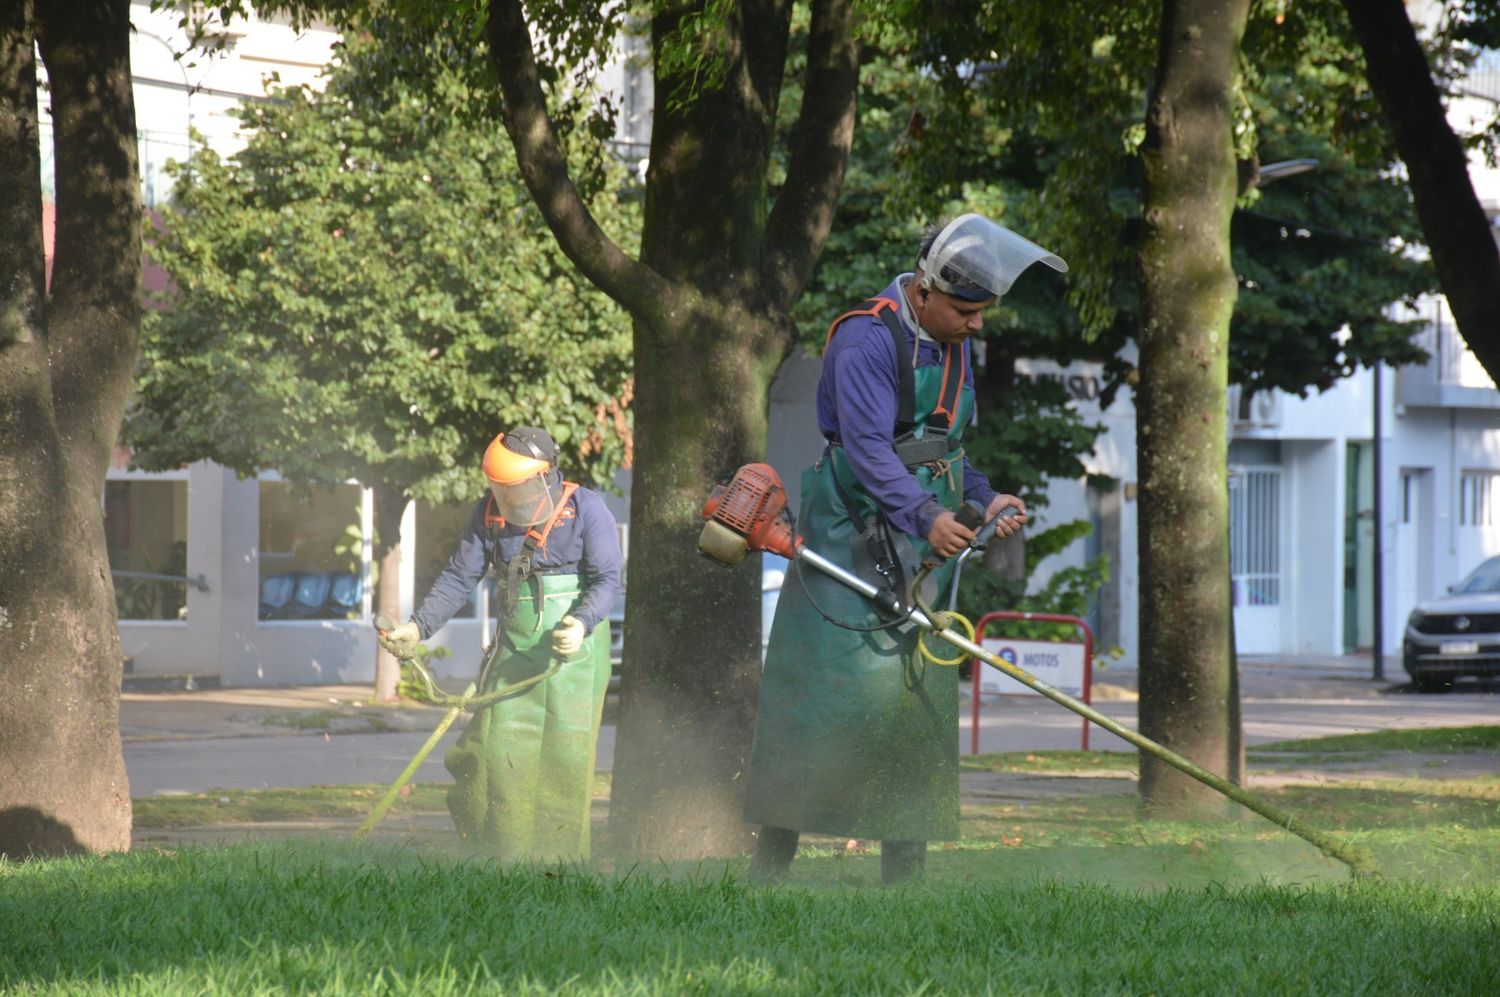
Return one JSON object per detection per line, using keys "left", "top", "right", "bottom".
{"left": 2, "top": 729, "right": 1496, "bottom": 994}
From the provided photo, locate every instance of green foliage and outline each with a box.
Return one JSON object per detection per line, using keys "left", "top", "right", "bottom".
{"left": 1255, "top": 724, "right": 1500, "bottom": 755}
{"left": 128, "top": 31, "right": 639, "bottom": 504}
{"left": 884, "top": 0, "right": 1437, "bottom": 396}
{"left": 1229, "top": 46, "right": 1433, "bottom": 393}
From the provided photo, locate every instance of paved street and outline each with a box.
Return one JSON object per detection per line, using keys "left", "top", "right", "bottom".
{"left": 964, "top": 687, "right": 1500, "bottom": 754}
{"left": 121, "top": 656, "right": 1497, "bottom": 798}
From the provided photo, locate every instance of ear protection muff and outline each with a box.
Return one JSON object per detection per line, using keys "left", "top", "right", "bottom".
{"left": 508, "top": 433, "right": 554, "bottom": 470}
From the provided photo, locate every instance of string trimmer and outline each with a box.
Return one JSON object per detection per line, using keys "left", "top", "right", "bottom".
{"left": 355, "top": 613, "right": 563, "bottom": 838}
{"left": 699, "top": 463, "right": 1375, "bottom": 876}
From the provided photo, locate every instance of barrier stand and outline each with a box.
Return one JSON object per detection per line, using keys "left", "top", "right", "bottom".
{"left": 970, "top": 611, "right": 1094, "bottom": 754}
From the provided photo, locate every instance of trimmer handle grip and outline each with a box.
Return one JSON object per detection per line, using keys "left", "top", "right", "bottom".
{"left": 971, "top": 504, "right": 1022, "bottom": 550}
{"left": 373, "top": 612, "right": 397, "bottom": 634}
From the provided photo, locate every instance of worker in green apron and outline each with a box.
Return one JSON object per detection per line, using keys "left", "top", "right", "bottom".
{"left": 744, "top": 215, "right": 1066, "bottom": 884}
{"left": 384, "top": 426, "right": 622, "bottom": 861}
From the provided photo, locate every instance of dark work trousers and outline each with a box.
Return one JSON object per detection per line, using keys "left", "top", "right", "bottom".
{"left": 749, "top": 825, "right": 927, "bottom": 885}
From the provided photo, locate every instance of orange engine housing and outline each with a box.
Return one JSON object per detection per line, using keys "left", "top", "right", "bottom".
{"left": 700, "top": 463, "right": 800, "bottom": 560}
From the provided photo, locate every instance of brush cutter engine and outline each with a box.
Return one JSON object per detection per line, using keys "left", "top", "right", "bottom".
{"left": 698, "top": 462, "right": 800, "bottom": 565}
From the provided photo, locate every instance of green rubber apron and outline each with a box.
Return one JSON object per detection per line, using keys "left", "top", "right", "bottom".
{"left": 744, "top": 349, "right": 973, "bottom": 842}
{"left": 444, "top": 571, "right": 611, "bottom": 861}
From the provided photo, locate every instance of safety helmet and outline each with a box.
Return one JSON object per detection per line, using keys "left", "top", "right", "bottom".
{"left": 483, "top": 427, "right": 560, "bottom": 526}
{"left": 918, "top": 214, "right": 1068, "bottom": 301}
{"left": 483, "top": 427, "right": 557, "bottom": 484}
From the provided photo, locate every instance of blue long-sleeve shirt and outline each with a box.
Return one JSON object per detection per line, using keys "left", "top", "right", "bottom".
{"left": 816, "top": 275, "right": 998, "bottom": 539}
{"left": 411, "top": 484, "right": 622, "bottom": 640}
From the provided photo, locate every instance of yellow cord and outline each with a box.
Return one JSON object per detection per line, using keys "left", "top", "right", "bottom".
{"left": 918, "top": 610, "right": 975, "bottom": 666}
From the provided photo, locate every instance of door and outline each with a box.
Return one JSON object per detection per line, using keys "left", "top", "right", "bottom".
{"left": 1230, "top": 466, "right": 1283, "bottom": 653}
{"left": 1393, "top": 470, "right": 1426, "bottom": 644}
{"left": 1343, "top": 442, "right": 1374, "bottom": 653}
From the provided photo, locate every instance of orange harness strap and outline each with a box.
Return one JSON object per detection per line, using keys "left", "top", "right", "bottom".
{"left": 484, "top": 481, "right": 581, "bottom": 553}
{"left": 822, "top": 296, "right": 899, "bottom": 357}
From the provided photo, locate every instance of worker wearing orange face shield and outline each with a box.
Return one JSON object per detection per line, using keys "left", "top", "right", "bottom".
{"left": 385, "top": 427, "right": 622, "bottom": 860}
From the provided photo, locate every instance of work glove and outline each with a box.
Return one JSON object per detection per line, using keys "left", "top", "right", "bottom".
{"left": 383, "top": 620, "right": 420, "bottom": 647}
{"left": 551, "top": 615, "right": 586, "bottom": 657}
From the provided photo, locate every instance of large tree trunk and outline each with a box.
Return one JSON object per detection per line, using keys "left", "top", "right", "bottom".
{"left": 1341, "top": 0, "right": 1500, "bottom": 387}
{"left": 486, "top": 0, "right": 857, "bottom": 858}
{"left": 1134, "top": 0, "right": 1248, "bottom": 815}
{"left": 0, "top": 0, "right": 139, "bottom": 858}
{"left": 605, "top": 3, "right": 797, "bottom": 860}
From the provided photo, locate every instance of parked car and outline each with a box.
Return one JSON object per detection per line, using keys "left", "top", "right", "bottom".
{"left": 1403, "top": 554, "right": 1500, "bottom": 692}
{"left": 606, "top": 553, "right": 788, "bottom": 689}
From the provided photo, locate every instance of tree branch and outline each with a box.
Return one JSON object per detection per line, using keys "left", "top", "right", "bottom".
{"left": 1341, "top": 0, "right": 1500, "bottom": 386}
{"left": 763, "top": 0, "right": 859, "bottom": 313}
{"left": 486, "top": 0, "right": 664, "bottom": 316}
{"left": 0, "top": 0, "right": 46, "bottom": 352}
{"left": 0, "top": 0, "right": 67, "bottom": 540}
{"left": 36, "top": 0, "right": 140, "bottom": 475}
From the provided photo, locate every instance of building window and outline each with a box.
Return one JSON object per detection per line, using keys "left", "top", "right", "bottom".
{"left": 258, "top": 481, "right": 365, "bottom": 620}
{"left": 414, "top": 498, "right": 490, "bottom": 619}
{"left": 104, "top": 479, "right": 189, "bottom": 621}
{"left": 1230, "top": 467, "right": 1281, "bottom": 607}
{"left": 1460, "top": 471, "right": 1499, "bottom": 527}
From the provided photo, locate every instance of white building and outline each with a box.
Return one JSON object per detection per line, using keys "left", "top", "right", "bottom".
{"left": 99, "top": 5, "right": 1500, "bottom": 684}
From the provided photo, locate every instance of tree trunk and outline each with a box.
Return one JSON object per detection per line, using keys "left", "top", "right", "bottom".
{"left": 1135, "top": 0, "right": 1248, "bottom": 815}
{"left": 608, "top": 304, "right": 782, "bottom": 858}
{"left": 485, "top": 0, "right": 857, "bottom": 858}
{"left": 1340, "top": 0, "right": 1500, "bottom": 387}
{"left": 370, "top": 481, "right": 405, "bottom": 703}
{"left": 0, "top": 0, "right": 139, "bottom": 858}
{"left": 606, "top": 4, "right": 794, "bottom": 860}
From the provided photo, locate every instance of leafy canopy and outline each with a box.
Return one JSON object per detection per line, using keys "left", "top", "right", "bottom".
{"left": 128, "top": 32, "right": 638, "bottom": 501}
{"left": 886, "top": 0, "right": 1435, "bottom": 396}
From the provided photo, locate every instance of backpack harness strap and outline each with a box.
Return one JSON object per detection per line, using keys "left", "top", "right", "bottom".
{"left": 824, "top": 297, "right": 965, "bottom": 470}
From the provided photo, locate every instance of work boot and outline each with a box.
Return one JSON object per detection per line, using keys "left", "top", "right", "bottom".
{"left": 748, "top": 825, "right": 799, "bottom": 884}
{"left": 881, "top": 840, "right": 926, "bottom": 886}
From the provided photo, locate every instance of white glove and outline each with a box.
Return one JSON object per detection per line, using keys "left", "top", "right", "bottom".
{"left": 551, "top": 615, "right": 586, "bottom": 657}
{"left": 384, "top": 621, "right": 420, "bottom": 646}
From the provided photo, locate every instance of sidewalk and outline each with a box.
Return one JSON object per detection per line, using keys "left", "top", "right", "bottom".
{"left": 119, "top": 683, "right": 449, "bottom": 743}
{"left": 1092, "top": 653, "right": 1404, "bottom": 702}
{"left": 117, "top": 655, "right": 1500, "bottom": 801}
{"left": 118, "top": 653, "right": 1412, "bottom": 744}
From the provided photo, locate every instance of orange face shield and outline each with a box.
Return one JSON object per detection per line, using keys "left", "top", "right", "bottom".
{"left": 489, "top": 473, "right": 558, "bottom": 527}
{"left": 483, "top": 431, "right": 558, "bottom": 526}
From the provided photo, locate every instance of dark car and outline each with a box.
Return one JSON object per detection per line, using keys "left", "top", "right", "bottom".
{"left": 1403, "top": 554, "right": 1500, "bottom": 692}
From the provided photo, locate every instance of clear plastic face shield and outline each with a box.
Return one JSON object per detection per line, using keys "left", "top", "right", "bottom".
{"left": 490, "top": 472, "right": 558, "bottom": 527}
{"left": 919, "top": 214, "right": 1068, "bottom": 300}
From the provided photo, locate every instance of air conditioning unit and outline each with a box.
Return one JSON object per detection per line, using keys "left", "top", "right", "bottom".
{"left": 1230, "top": 386, "right": 1282, "bottom": 430}
{"left": 1248, "top": 388, "right": 1282, "bottom": 427}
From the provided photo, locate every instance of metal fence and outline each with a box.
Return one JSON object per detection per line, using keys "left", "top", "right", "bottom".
{"left": 1230, "top": 467, "right": 1282, "bottom": 607}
